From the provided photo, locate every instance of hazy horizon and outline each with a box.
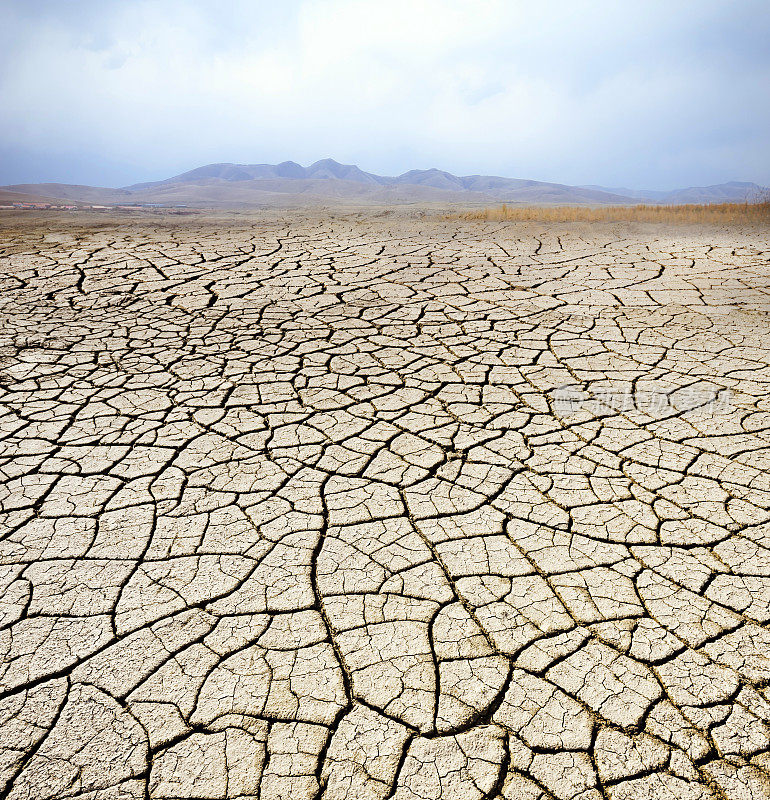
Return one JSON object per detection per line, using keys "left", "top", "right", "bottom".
{"left": 5, "top": 154, "right": 769, "bottom": 194}
{"left": 2, "top": 0, "right": 769, "bottom": 190}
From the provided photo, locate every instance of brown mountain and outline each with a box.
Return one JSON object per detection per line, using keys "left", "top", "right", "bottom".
{"left": 2, "top": 160, "right": 765, "bottom": 208}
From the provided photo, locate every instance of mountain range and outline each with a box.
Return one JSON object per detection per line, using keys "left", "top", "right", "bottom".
{"left": 2, "top": 158, "right": 766, "bottom": 208}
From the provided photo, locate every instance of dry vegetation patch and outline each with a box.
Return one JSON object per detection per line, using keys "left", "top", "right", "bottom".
{"left": 453, "top": 200, "right": 770, "bottom": 224}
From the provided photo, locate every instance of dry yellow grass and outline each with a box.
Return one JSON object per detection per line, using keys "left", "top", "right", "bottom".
{"left": 452, "top": 201, "right": 770, "bottom": 224}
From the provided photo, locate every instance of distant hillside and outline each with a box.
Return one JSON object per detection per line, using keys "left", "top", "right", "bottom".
{"left": 125, "top": 159, "right": 387, "bottom": 190}
{"left": 2, "top": 160, "right": 766, "bottom": 209}
{"left": 0, "top": 187, "right": 91, "bottom": 206}
{"left": 123, "top": 160, "right": 637, "bottom": 205}
{"left": 579, "top": 180, "right": 766, "bottom": 204}
{"left": 3, "top": 183, "right": 133, "bottom": 204}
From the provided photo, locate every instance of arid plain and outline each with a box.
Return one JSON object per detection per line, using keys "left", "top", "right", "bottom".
{"left": 1, "top": 210, "right": 769, "bottom": 800}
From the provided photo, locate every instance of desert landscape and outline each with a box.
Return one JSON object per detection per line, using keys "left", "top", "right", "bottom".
{"left": 1, "top": 208, "right": 769, "bottom": 799}
{"left": 2, "top": 158, "right": 766, "bottom": 210}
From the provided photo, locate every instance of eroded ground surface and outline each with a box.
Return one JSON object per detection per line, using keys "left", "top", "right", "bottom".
{"left": 1, "top": 213, "right": 770, "bottom": 800}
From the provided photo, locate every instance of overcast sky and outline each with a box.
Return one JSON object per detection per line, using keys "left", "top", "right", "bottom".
{"left": 1, "top": 0, "right": 768, "bottom": 189}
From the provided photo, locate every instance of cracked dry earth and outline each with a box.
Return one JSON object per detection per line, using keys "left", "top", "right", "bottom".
{"left": 1, "top": 214, "right": 770, "bottom": 800}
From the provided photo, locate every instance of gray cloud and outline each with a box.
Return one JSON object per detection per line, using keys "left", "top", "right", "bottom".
{"left": 1, "top": 0, "right": 768, "bottom": 188}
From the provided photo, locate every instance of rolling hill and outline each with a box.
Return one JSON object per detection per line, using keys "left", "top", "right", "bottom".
{"left": 2, "top": 159, "right": 766, "bottom": 208}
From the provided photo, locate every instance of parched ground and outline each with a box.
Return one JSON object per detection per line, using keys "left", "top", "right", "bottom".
{"left": 1, "top": 212, "right": 770, "bottom": 800}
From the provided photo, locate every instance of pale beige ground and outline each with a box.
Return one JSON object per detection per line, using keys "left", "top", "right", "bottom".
{"left": 1, "top": 211, "right": 770, "bottom": 800}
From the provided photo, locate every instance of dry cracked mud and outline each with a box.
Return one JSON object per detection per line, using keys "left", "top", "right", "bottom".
{"left": 1, "top": 212, "right": 769, "bottom": 800}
